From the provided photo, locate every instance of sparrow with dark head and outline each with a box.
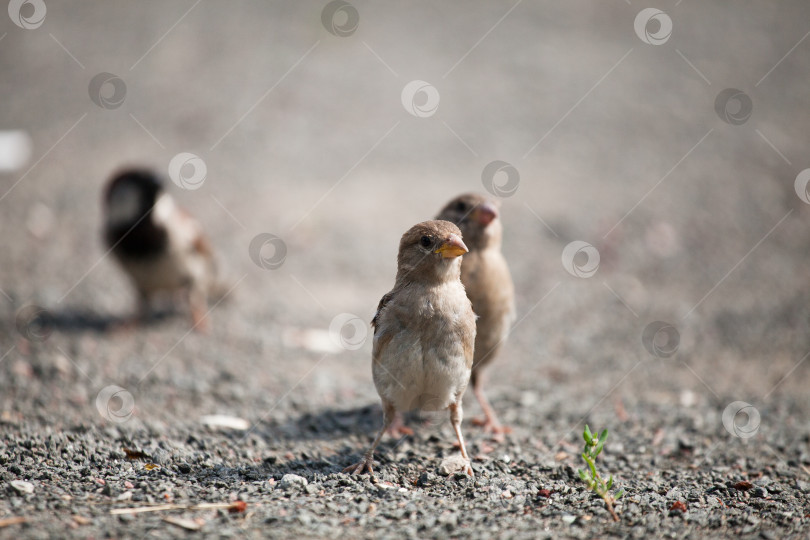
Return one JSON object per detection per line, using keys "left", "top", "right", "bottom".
{"left": 344, "top": 220, "right": 477, "bottom": 476}
{"left": 103, "top": 168, "right": 218, "bottom": 331}
{"left": 436, "top": 193, "right": 516, "bottom": 440}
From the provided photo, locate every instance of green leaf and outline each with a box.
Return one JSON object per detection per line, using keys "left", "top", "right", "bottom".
{"left": 595, "top": 439, "right": 605, "bottom": 456}
{"left": 607, "top": 475, "right": 613, "bottom": 489}
{"left": 583, "top": 425, "right": 593, "bottom": 444}
{"left": 599, "top": 429, "right": 608, "bottom": 444}
{"left": 588, "top": 459, "right": 597, "bottom": 478}
{"left": 616, "top": 489, "right": 625, "bottom": 499}
{"left": 578, "top": 469, "right": 588, "bottom": 482}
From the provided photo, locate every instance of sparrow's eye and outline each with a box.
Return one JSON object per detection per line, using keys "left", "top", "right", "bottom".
{"left": 455, "top": 201, "right": 467, "bottom": 212}
{"left": 420, "top": 235, "right": 432, "bottom": 248}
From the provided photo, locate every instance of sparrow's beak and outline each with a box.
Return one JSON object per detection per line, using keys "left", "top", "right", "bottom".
{"left": 472, "top": 202, "right": 498, "bottom": 226}
{"left": 434, "top": 233, "right": 469, "bottom": 258}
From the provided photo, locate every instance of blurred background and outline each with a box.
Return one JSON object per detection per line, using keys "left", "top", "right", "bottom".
{"left": 1, "top": 0, "right": 809, "bottom": 442}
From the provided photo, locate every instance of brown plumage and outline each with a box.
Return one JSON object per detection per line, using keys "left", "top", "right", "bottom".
{"left": 103, "top": 168, "right": 218, "bottom": 331}
{"left": 436, "top": 193, "right": 516, "bottom": 440}
{"left": 344, "top": 220, "right": 477, "bottom": 476}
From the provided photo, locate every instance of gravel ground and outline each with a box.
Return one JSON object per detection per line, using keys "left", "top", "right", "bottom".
{"left": 2, "top": 1, "right": 810, "bottom": 538}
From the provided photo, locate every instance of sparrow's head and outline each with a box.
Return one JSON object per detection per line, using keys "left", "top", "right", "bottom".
{"left": 396, "top": 220, "right": 468, "bottom": 283}
{"left": 104, "top": 168, "right": 165, "bottom": 229}
{"left": 436, "top": 193, "right": 501, "bottom": 251}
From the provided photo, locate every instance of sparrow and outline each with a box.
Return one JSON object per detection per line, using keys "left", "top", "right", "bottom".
{"left": 103, "top": 168, "right": 218, "bottom": 331}
{"left": 344, "top": 220, "right": 477, "bottom": 476}
{"left": 436, "top": 193, "right": 516, "bottom": 440}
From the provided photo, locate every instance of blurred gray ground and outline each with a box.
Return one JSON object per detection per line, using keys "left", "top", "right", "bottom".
{"left": 1, "top": 0, "right": 810, "bottom": 537}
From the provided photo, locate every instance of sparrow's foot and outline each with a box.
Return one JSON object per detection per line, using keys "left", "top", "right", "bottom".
{"left": 471, "top": 416, "right": 512, "bottom": 442}
{"left": 463, "top": 459, "right": 474, "bottom": 477}
{"left": 342, "top": 455, "right": 374, "bottom": 475}
{"left": 385, "top": 414, "right": 414, "bottom": 438}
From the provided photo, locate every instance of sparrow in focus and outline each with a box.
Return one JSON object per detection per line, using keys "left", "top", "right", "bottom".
{"left": 103, "top": 168, "right": 218, "bottom": 331}
{"left": 344, "top": 220, "right": 476, "bottom": 476}
{"left": 437, "top": 193, "right": 516, "bottom": 440}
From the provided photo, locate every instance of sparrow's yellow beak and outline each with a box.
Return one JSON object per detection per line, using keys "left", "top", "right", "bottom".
{"left": 434, "top": 233, "right": 468, "bottom": 259}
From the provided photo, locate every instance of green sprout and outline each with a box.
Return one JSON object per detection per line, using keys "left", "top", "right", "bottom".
{"left": 578, "top": 425, "right": 624, "bottom": 522}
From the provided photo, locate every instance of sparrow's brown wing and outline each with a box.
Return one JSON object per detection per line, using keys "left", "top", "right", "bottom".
{"left": 371, "top": 291, "right": 395, "bottom": 332}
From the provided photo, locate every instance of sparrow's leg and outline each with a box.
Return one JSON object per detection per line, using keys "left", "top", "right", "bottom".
{"left": 470, "top": 370, "right": 511, "bottom": 442}
{"left": 448, "top": 401, "right": 474, "bottom": 477}
{"left": 343, "top": 399, "right": 395, "bottom": 475}
{"left": 385, "top": 411, "right": 414, "bottom": 437}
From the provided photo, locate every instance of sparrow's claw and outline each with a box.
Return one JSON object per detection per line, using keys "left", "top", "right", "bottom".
{"left": 463, "top": 461, "right": 474, "bottom": 477}
{"left": 342, "top": 457, "right": 374, "bottom": 475}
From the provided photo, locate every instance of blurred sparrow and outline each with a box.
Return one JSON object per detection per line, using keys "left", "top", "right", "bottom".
{"left": 103, "top": 168, "right": 218, "bottom": 331}
{"left": 344, "top": 220, "right": 476, "bottom": 476}
{"left": 437, "top": 193, "right": 516, "bottom": 440}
